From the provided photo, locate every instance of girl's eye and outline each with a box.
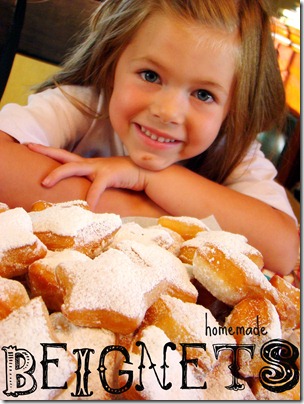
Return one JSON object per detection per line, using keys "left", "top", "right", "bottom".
{"left": 140, "top": 70, "right": 160, "bottom": 83}
{"left": 194, "top": 89, "right": 214, "bottom": 103}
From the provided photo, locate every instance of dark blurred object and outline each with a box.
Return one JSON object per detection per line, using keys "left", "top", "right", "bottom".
{"left": 0, "top": 0, "right": 27, "bottom": 100}
{"left": 259, "top": 16, "right": 300, "bottom": 195}
{"left": 191, "top": 279, "right": 232, "bottom": 325}
{"left": 269, "top": 0, "right": 300, "bottom": 18}
{"left": 258, "top": 112, "right": 300, "bottom": 189}
{"left": 18, "top": 0, "right": 100, "bottom": 65}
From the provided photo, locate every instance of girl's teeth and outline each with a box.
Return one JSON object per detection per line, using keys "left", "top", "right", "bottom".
{"left": 141, "top": 126, "right": 175, "bottom": 143}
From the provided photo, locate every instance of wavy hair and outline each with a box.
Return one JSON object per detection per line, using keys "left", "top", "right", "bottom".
{"left": 36, "top": 0, "right": 286, "bottom": 183}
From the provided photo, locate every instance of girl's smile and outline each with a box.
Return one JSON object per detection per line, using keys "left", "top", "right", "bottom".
{"left": 109, "top": 12, "right": 239, "bottom": 171}
{"left": 138, "top": 124, "right": 178, "bottom": 144}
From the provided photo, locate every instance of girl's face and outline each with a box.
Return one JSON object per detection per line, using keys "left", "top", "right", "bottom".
{"left": 109, "top": 12, "right": 239, "bottom": 171}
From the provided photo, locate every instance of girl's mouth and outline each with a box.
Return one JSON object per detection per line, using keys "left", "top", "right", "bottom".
{"left": 140, "top": 125, "right": 177, "bottom": 144}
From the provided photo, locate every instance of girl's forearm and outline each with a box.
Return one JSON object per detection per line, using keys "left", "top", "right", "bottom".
{"left": 0, "top": 132, "right": 167, "bottom": 216}
{"left": 0, "top": 134, "right": 89, "bottom": 210}
{"left": 144, "top": 164, "right": 299, "bottom": 275}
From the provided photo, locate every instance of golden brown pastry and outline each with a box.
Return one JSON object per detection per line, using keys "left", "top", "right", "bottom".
{"left": 29, "top": 200, "right": 122, "bottom": 258}
{"left": 0, "top": 207, "right": 47, "bottom": 278}
{"left": 193, "top": 242, "right": 278, "bottom": 306}
{"left": 118, "top": 325, "right": 206, "bottom": 400}
{"left": 251, "top": 374, "right": 300, "bottom": 400}
{"left": 179, "top": 230, "right": 264, "bottom": 268}
{"left": 158, "top": 215, "right": 210, "bottom": 240}
{"left": 0, "top": 297, "right": 76, "bottom": 400}
{"left": 50, "top": 312, "right": 117, "bottom": 400}
{"left": 110, "top": 221, "right": 183, "bottom": 256}
{"left": 225, "top": 297, "right": 282, "bottom": 378}
{"left": 0, "top": 202, "right": 9, "bottom": 213}
{"left": 0, "top": 200, "right": 300, "bottom": 401}
{"left": 284, "top": 328, "right": 301, "bottom": 369}
{"left": 270, "top": 274, "right": 300, "bottom": 331}
{"left": 143, "top": 294, "right": 235, "bottom": 374}
{"left": 28, "top": 249, "right": 91, "bottom": 312}
{"left": 0, "top": 276, "right": 30, "bottom": 319}
{"left": 113, "top": 240, "right": 198, "bottom": 303}
{"left": 202, "top": 357, "right": 257, "bottom": 400}
{"left": 56, "top": 241, "right": 197, "bottom": 334}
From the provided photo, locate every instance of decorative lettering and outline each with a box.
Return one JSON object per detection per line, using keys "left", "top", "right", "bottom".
{"left": 2, "top": 346, "right": 37, "bottom": 397}
{"left": 71, "top": 348, "right": 94, "bottom": 397}
{"left": 259, "top": 339, "right": 299, "bottom": 392}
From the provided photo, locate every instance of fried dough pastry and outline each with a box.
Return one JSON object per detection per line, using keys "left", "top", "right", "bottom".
{"left": 284, "top": 328, "right": 301, "bottom": 369}
{"left": 110, "top": 222, "right": 183, "bottom": 255}
{"left": 225, "top": 297, "right": 282, "bottom": 378}
{"left": 0, "top": 207, "right": 47, "bottom": 278}
{"left": 0, "top": 297, "right": 76, "bottom": 400}
{"left": 251, "top": 374, "right": 300, "bottom": 400}
{"left": 202, "top": 357, "right": 256, "bottom": 400}
{"left": 179, "top": 230, "right": 264, "bottom": 268}
{"left": 0, "top": 276, "right": 30, "bottom": 319}
{"left": 113, "top": 240, "right": 198, "bottom": 303}
{"left": 193, "top": 242, "right": 278, "bottom": 306}
{"left": 0, "top": 199, "right": 300, "bottom": 401}
{"left": 0, "top": 202, "right": 9, "bottom": 213}
{"left": 28, "top": 249, "right": 91, "bottom": 312}
{"left": 118, "top": 325, "right": 205, "bottom": 400}
{"left": 56, "top": 242, "right": 197, "bottom": 334}
{"left": 29, "top": 200, "right": 122, "bottom": 258}
{"left": 270, "top": 274, "right": 300, "bottom": 331}
{"left": 31, "top": 199, "right": 89, "bottom": 212}
{"left": 158, "top": 215, "right": 210, "bottom": 240}
{"left": 50, "top": 312, "right": 117, "bottom": 400}
{"left": 143, "top": 294, "right": 235, "bottom": 374}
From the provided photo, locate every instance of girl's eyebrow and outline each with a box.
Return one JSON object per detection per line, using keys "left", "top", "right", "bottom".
{"left": 132, "top": 56, "right": 163, "bottom": 69}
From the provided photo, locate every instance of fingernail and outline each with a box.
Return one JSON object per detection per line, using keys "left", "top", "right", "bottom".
{"left": 42, "top": 178, "right": 50, "bottom": 187}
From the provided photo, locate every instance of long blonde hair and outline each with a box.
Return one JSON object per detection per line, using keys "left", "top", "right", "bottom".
{"left": 36, "top": 0, "right": 285, "bottom": 183}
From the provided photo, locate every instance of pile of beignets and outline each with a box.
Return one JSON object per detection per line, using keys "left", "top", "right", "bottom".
{"left": 0, "top": 200, "right": 300, "bottom": 400}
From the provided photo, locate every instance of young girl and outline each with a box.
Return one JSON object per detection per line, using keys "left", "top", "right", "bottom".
{"left": 0, "top": 0, "right": 299, "bottom": 275}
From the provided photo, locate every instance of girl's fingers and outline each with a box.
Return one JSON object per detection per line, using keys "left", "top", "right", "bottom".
{"left": 27, "top": 143, "right": 82, "bottom": 164}
{"left": 86, "top": 177, "right": 108, "bottom": 210}
{"left": 42, "top": 162, "right": 95, "bottom": 187}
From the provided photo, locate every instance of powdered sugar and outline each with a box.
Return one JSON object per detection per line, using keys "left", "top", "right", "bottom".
{"left": 57, "top": 248, "right": 159, "bottom": 319}
{"left": 0, "top": 276, "right": 29, "bottom": 303}
{"left": 182, "top": 230, "right": 260, "bottom": 257}
{"left": 113, "top": 240, "right": 197, "bottom": 299}
{"left": 121, "top": 325, "right": 205, "bottom": 400}
{"left": 160, "top": 294, "right": 234, "bottom": 345}
{"left": 35, "top": 249, "right": 91, "bottom": 267}
{"left": 29, "top": 205, "right": 121, "bottom": 240}
{"left": 50, "top": 312, "right": 116, "bottom": 400}
{"left": 199, "top": 243, "right": 271, "bottom": 293}
{"left": 56, "top": 241, "right": 197, "bottom": 332}
{"left": 0, "top": 208, "right": 39, "bottom": 254}
{"left": 160, "top": 215, "right": 210, "bottom": 230}
{"left": 111, "top": 222, "right": 178, "bottom": 251}
{"left": 0, "top": 297, "right": 76, "bottom": 400}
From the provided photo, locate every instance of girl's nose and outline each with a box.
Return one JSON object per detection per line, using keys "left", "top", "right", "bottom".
{"left": 150, "top": 89, "right": 186, "bottom": 125}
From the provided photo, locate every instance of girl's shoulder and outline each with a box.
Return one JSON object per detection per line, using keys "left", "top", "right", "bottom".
{"left": 226, "top": 140, "right": 277, "bottom": 182}
{"left": 0, "top": 85, "right": 103, "bottom": 147}
{"left": 224, "top": 141, "right": 297, "bottom": 223}
{"left": 32, "top": 85, "right": 101, "bottom": 109}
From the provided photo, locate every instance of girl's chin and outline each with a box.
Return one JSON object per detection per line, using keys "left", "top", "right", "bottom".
{"left": 131, "top": 154, "right": 172, "bottom": 171}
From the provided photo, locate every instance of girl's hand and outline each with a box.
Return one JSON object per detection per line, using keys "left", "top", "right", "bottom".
{"left": 27, "top": 143, "right": 147, "bottom": 209}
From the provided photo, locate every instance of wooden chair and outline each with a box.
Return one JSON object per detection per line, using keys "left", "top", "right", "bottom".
{"left": 259, "top": 17, "right": 300, "bottom": 199}
{"left": 272, "top": 17, "right": 300, "bottom": 193}
{"left": 0, "top": 0, "right": 100, "bottom": 101}
{"left": 18, "top": 0, "right": 100, "bottom": 65}
{"left": 0, "top": 0, "right": 27, "bottom": 100}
